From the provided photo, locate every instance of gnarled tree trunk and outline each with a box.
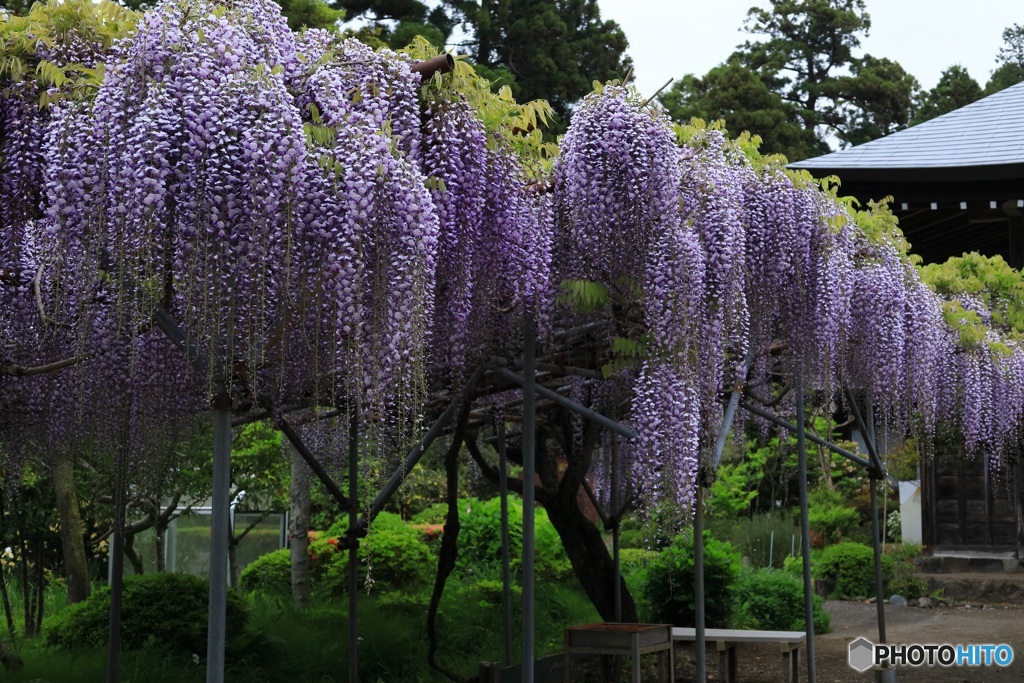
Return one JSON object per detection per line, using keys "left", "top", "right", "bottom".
{"left": 288, "top": 442, "right": 311, "bottom": 605}
{"left": 53, "top": 454, "right": 90, "bottom": 603}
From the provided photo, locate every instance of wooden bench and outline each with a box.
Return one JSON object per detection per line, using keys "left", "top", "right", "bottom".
{"left": 672, "top": 627, "right": 806, "bottom": 683}
{"left": 564, "top": 623, "right": 675, "bottom": 683}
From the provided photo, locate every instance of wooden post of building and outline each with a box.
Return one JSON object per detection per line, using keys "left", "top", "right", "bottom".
{"left": 1006, "top": 206, "right": 1024, "bottom": 560}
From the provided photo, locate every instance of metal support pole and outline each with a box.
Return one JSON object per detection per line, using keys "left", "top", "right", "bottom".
{"left": 347, "top": 412, "right": 359, "bottom": 683}
{"left": 206, "top": 400, "right": 232, "bottom": 683}
{"left": 864, "top": 402, "right": 890, "bottom": 682}
{"left": 496, "top": 368, "right": 636, "bottom": 440}
{"left": 105, "top": 443, "right": 127, "bottom": 683}
{"left": 795, "top": 377, "right": 817, "bottom": 683}
{"left": 521, "top": 315, "right": 537, "bottom": 683}
{"left": 740, "top": 399, "right": 872, "bottom": 470}
{"left": 870, "top": 477, "right": 888, "bottom": 633}
{"left": 844, "top": 387, "right": 883, "bottom": 475}
{"left": 694, "top": 482, "right": 707, "bottom": 682}
{"left": 611, "top": 439, "right": 622, "bottom": 623}
{"left": 498, "top": 419, "right": 513, "bottom": 665}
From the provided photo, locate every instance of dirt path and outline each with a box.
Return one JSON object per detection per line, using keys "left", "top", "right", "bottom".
{"left": 673, "top": 599, "right": 1024, "bottom": 682}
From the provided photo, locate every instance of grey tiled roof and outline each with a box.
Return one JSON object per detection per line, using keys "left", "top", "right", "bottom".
{"left": 792, "top": 80, "right": 1024, "bottom": 170}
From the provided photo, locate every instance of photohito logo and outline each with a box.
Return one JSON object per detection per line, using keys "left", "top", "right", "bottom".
{"left": 849, "top": 637, "right": 1014, "bottom": 672}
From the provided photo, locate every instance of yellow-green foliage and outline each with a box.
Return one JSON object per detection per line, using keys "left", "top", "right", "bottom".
{"left": 851, "top": 197, "right": 917, "bottom": 261}
{"left": 1, "top": 0, "right": 137, "bottom": 102}
{"left": 675, "top": 117, "right": 788, "bottom": 170}
{"left": 920, "top": 252, "right": 1024, "bottom": 341}
{"left": 403, "top": 36, "right": 557, "bottom": 169}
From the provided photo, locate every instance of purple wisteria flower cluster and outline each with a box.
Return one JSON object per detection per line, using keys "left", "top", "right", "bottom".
{"left": 7, "top": 0, "right": 1024, "bottom": 513}
{"left": 420, "top": 93, "right": 554, "bottom": 371}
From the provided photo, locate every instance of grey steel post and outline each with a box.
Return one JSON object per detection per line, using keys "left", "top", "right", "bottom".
{"left": 865, "top": 402, "right": 889, "bottom": 682}
{"left": 106, "top": 441, "right": 127, "bottom": 683}
{"left": 521, "top": 314, "right": 537, "bottom": 683}
{"left": 206, "top": 397, "right": 232, "bottom": 683}
{"left": 498, "top": 419, "right": 513, "bottom": 665}
{"left": 348, "top": 412, "right": 359, "bottom": 683}
{"left": 795, "top": 375, "right": 817, "bottom": 683}
{"left": 694, "top": 482, "right": 707, "bottom": 682}
{"left": 611, "top": 438, "right": 621, "bottom": 623}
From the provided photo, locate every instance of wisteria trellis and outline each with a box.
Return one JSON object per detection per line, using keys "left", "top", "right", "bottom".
{"left": 3, "top": 0, "right": 1024, "bottom": 521}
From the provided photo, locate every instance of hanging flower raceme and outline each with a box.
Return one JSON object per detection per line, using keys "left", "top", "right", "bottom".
{"left": 846, "top": 246, "right": 910, "bottom": 418}
{"left": 743, "top": 171, "right": 858, "bottom": 396}
{"left": 421, "top": 96, "right": 488, "bottom": 369}
{"left": 556, "top": 86, "right": 682, "bottom": 283}
{"left": 296, "top": 36, "right": 439, "bottom": 420}
{"left": 419, "top": 92, "right": 554, "bottom": 370}
{"left": 679, "top": 129, "right": 753, "bottom": 434}
{"left": 631, "top": 222, "right": 707, "bottom": 516}
{"left": 556, "top": 86, "right": 713, "bottom": 519}
{"left": 901, "top": 277, "right": 951, "bottom": 438}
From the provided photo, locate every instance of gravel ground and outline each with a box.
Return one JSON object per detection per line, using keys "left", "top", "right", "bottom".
{"left": 669, "top": 599, "right": 1024, "bottom": 682}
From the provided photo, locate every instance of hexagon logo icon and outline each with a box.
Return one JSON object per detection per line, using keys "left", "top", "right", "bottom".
{"left": 849, "top": 637, "right": 875, "bottom": 672}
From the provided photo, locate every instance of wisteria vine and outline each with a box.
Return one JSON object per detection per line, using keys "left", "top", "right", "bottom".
{"left": 4, "top": 0, "right": 1024, "bottom": 522}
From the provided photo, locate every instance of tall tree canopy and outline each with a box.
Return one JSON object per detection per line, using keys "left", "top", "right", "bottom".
{"left": 661, "top": 0, "right": 920, "bottom": 159}
{"left": 912, "top": 64, "right": 983, "bottom": 125}
{"left": 335, "top": 0, "right": 630, "bottom": 125}
{"left": 660, "top": 57, "right": 826, "bottom": 160}
{"left": 985, "top": 22, "right": 1024, "bottom": 95}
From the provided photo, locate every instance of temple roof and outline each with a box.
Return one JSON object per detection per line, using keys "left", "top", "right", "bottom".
{"left": 791, "top": 81, "right": 1024, "bottom": 183}
{"left": 789, "top": 82, "right": 1024, "bottom": 265}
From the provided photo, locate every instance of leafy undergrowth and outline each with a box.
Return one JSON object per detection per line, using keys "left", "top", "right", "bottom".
{"left": 6, "top": 579, "right": 599, "bottom": 682}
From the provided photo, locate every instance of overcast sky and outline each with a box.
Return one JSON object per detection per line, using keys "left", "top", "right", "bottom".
{"left": 598, "top": 0, "right": 1022, "bottom": 99}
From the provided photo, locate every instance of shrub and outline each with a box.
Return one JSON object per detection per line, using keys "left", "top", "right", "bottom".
{"left": 320, "top": 512, "right": 435, "bottom": 594}
{"left": 807, "top": 488, "right": 862, "bottom": 545}
{"left": 732, "top": 569, "right": 830, "bottom": 633}
{"left": 459, "top": 497, "right": 572, "bottom": 580}
{"left": 885, "top": 544, "right": 926, "bottom": 599}
{"left": 642, "top": 531, "right": 740, "bottom": 627}
{"left": 886, "top": 510, "right": 902, "bottom": 543}
{"left": 47, "top": 573, "right": 249, "bottom": 655}
{"left": 618, "top": 548, "right": 656, "bottom": 607}
{"left": 813, "top": 541, "right": 892, "bottom": 599}
{"left": 730, "top": 512, "right": 799, "bottom": 569}
{"left": 239, "top": 548, "right": 291, "bottom": 595}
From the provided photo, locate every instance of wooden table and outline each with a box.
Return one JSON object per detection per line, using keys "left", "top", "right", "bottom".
{"left": 672, "top": 627, "right": 806, "bottom": 683}
{"left": 564, "top": 623, "right": 674, "bottom": 683}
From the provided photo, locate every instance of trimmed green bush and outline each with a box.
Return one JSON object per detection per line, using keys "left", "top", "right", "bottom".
{"left": 885, "top": 544, "right": 927, "bottom": 599}
{"left": 459, "top": 497, "right": 572, "bottom": 580}
{"left": 732, "top": 569, "right": 830, "bottom": 632}
{"left": 808, "top": 488, "right": 862, "bottom": 545}
{"left": 814, "top": 541, "right": 892, "bottom": 598}
{"left": 642, "top": 531, "right": 740, "bottom": 627}
{"left": 239, "top": 548, "right": 291, "bottom": 595}
{"left": 320, "top": 511, "right": 435, "bottom": 594}
{"left": 47, "top": 573, "right": 249, "bottom": 655}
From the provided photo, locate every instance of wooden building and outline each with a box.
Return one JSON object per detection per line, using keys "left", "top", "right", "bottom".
{"left": 790, "top": 81, "right": 1024, "bottom": 557}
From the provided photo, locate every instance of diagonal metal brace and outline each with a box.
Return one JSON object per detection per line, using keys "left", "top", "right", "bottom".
{"left": 356, "top": 367, "right": 484, "bottom": 533}
{"left": 276, "top": 417, "right": 350, "bottom": 509}
{"left": 844, "top": 387, "right": 885, "bottom": 478}
{"left": 740, "top": 399, "right": 873, "bottom": 470}
{"left": 495, "top": 367, "right": 637, "bottom": 440}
